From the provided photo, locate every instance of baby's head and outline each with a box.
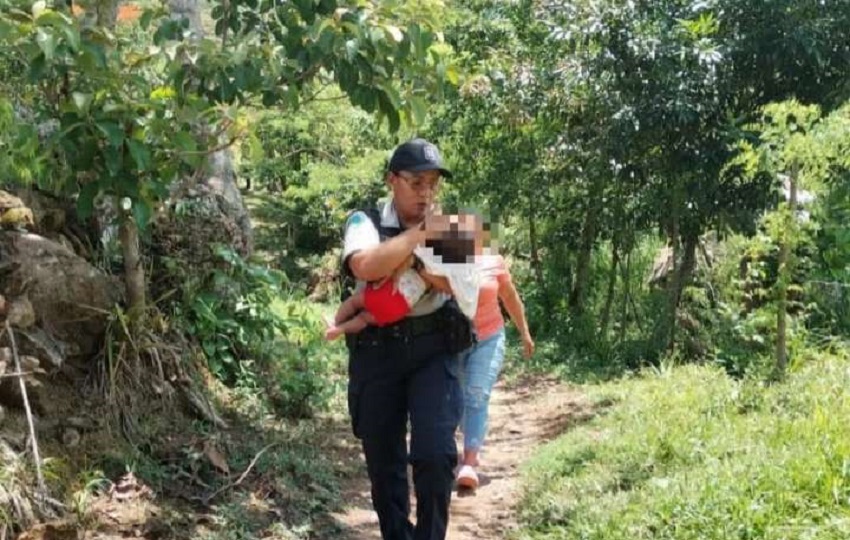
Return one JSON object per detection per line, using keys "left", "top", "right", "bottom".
{"left": 424, "top": 211, "right": 489, "bottom": 264}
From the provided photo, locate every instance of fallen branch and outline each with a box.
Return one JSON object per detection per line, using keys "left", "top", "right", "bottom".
{"left": 0, "top": 370, "right": 33, "bottom": 379}
{"left": 4, "top": 321, "right": 45, "bottom": 493}
{"left": 203, "top": 442, "right": 277, "bottom": 505}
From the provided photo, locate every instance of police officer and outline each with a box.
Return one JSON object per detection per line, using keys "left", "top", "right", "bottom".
{"left": 342, "top": 138, "right": 472, "bottom": 540}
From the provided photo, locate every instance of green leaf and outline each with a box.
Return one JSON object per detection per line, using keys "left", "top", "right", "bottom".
{"left": 71, "top": 92, "right": 92, "bottom": 114}
{"left": 246, "top": 132, "right": 264, "bottom": 162}
{"left": 379, "top": 82, "right": 401, "bottom": 110}
{"left": 104, "top": 150, "right": 122, "bottom": 176}
{"left": 173, "top": 131, "right": 197, "bottom": 152}
{"left": 62, "top": 24, "right": 80, "bottom": 51}
{"left": 127, "top": 140, "right": 152, "bottom": 171}
{"left": 133, "top": 199, "right": 152, "bottom": 230}
{"left": 410, "top": 96, "right": 427, "bottom": 126}
{"left": 345, "top": 38, "right": 359, "bottom": 60}
{"left": 35, "top": 28, "right": 55, "bottom": 61}
{"left": 96, "top": 121, "right": 124, "bottom": 147}
{"left": 140, "top": 9, "right": 154, "bottom": 31}
{"left": 385, "top": 25, "right": 403, "bottom": 43}
{"left": 445, "top": 64, "right": 460, "bottom": 86}
{"left": 377, "top": 92, "right": 400, "bottom": 133}
{"left": 76, "top": 182, "right": 100, "bottom": 220}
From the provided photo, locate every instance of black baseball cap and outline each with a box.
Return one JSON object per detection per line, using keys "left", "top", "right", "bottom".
{"left": 388, "top": 138, "right": 453, "bottom": 179}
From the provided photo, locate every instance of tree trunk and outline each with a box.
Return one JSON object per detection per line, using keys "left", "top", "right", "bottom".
{"left": 569, "top": 179, "right": 603, "bottom": 317}
{"left": 599, "top": 239, "right": 620, "bottom": 338}
{"left": 527, "top": 191, "right": 547, "bottom": 314}
{"left": 168, "top": 0, "right": 204, "bottom": 38}
{"left": 654, "top": 233, "right": 698, "bottom": 354}
{"left": 651, "top": 181, "right": 706, "bottom": 357}
{"left": 78, "top": 0, "right": 118, "bottom": 29}
{"left": 120, "top": 210, "right": 146, "bottom": 324}
{"left": 618, "top": 247, "right": 632, "bottom": 343}
{"left": 651, "top": 181, "right": 682, "bottom": 355}
{"left": 775, "top": 169, "right": 797, "bottom": 379}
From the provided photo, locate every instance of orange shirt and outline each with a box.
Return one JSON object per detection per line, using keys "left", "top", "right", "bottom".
{"left": 473, "top": 255, "right": 511, "bottom": 340}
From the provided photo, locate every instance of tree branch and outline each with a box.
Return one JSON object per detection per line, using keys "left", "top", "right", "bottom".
{"left": 4, "top": 321, "right": 45, "bottom": 493}
{"left": 202, "top": 442, "right": 277, "bottom": 504}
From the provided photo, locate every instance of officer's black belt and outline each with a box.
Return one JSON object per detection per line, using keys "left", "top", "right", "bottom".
{"left": 360, "top": 306, "right": 446, "bottom": 341}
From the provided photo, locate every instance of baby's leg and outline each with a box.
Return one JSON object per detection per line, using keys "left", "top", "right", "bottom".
{"left": 325, "top": 311, "right": 376, "bottom": 341}
{"left": 334, "top": 291, "right": 365, "bottom": 324}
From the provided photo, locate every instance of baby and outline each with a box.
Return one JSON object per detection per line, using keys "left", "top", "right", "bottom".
{"left": 324, "top": 212, "right": 487, "bottom": 341}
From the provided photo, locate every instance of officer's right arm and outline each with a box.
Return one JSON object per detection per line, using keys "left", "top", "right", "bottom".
{"left": 342, "top": 212, "right": 426, "bottom": 282}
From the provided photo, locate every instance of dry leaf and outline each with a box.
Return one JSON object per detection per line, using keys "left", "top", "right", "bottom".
{"left": 203, "top": 441, "right": 231, "bottom": 475}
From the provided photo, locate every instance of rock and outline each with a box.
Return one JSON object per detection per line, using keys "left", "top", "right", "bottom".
{"left": 14, "top": 188, "right": 95, "bottom": 259}
{"left": 61, "top": 427, "right": 80, "bottom": 448}
{"left": 0, "top": 404, "right": 5, "bottom": 424}
{"left": 0, "top": 354, "right": 46, "bottom": 415}
{"left": 0, "top": 190, "right": 35, "bottom": 231}
{"left": 0, "top": 207, "right": 35, "bottom": 230}
{"left": 19, "top": 356, "right": 45, "bottom": 375}
{"left": 13, "top": 327, "right": 64, "bottom": 370}
{"left": 0, "top": 380, "right": 45, "bottom": 415}
{"left": 0, "top": 231, "right": 122, "bottom": 363}
{"left": 0, "top": 190, "right": 25, "bottom": 214}
{"left": 15, "top": 189, "right": 68, "bottom": 234}
{"left": 0, "top": 350, "right": 47, "bottom": 414}
{"left": 6, "top": 295, "right": 35, "bottom": 328}
{"left": 65, "top": 416, "right": 97, "bottom": 431}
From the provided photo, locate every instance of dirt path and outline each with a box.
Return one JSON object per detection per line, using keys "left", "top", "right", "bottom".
{"left": 329, "top": 376, "right": 593, "bottom": 540}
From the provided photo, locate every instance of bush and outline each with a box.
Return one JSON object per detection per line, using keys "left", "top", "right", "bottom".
{"left": 170, "top": 247, "right": 338, "bottom": 417}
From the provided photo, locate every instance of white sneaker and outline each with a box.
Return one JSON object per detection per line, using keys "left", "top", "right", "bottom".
{"left": 456, "top": 464, "right": 479, "bottom": 489}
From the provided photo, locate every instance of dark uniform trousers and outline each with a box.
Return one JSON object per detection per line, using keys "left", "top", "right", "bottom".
{"left": 347, "top": 306, "right": 464, "bottom": 540}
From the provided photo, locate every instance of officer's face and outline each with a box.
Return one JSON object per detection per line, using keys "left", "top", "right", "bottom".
{"left": 388, "top": 170, "right": 441, "bottom": 225}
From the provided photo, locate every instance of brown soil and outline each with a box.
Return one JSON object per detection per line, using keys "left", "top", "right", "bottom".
{"left": 327, "top": 376, "right": 593, "bottom": 540}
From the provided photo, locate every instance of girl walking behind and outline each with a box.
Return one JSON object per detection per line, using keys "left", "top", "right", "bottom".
{"left": 456, "top": 253, "right": 534, "bottom": 489}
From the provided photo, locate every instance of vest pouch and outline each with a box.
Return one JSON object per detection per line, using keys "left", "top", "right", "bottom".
{"left": 440, "top": 299, "right": 477, "bottom": 354}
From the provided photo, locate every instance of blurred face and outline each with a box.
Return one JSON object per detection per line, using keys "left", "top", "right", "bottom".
{"left": 424, "top": 212, "right": 488, "bottom": 263}
{"left": 388, "top": 169, "right": 441, "bottom": 226}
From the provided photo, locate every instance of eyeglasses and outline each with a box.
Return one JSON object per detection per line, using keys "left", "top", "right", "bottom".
{"left": 395, "top": 172, "right": 441, "bottom": 193}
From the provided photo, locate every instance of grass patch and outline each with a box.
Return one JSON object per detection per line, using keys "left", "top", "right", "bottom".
{"left": 515, "top": 348, "right": 850, "bottom": 540}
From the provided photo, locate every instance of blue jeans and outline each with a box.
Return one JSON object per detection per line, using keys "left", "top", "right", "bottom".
{"left": 460, "top": 328, "right": 506, "bottom": 451}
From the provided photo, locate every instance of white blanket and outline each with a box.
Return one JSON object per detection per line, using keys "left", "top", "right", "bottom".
{"left": 414, "top": 246, "right": 481, "bottom": 320}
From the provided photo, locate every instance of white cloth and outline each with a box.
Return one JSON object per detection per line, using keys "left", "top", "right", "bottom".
{"left": 396, "top": 269, "right": 429, "bottom": 307}
{"left": 414, "top": 245, "right": 481, "bottom": 320}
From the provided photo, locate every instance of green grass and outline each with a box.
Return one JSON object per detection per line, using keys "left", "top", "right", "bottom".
{"left": 515, "top": 349, "right": 850, "bottom": 540}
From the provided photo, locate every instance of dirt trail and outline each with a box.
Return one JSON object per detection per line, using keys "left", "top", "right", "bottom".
{"left": 330, "top": 377, "right": 593, "bottom": 540}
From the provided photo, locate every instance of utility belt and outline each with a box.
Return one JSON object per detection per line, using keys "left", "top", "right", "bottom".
{"left": 345, "top": 300, "right": 475, "bottom": 354}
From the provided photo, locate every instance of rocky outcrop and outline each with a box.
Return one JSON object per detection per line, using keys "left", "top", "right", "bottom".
{"left": 0, "top": 231, "right": 122, "bottom": 363}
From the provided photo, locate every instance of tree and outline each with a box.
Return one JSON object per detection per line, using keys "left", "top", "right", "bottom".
{"left": 730, "top": 99, "right": 850, "bottom": 377}
{"left": 0, "top": 0, "right": 456, "bottom": 321}
{"left": 535, "top": 0, "right": 850, "bottom": 355}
